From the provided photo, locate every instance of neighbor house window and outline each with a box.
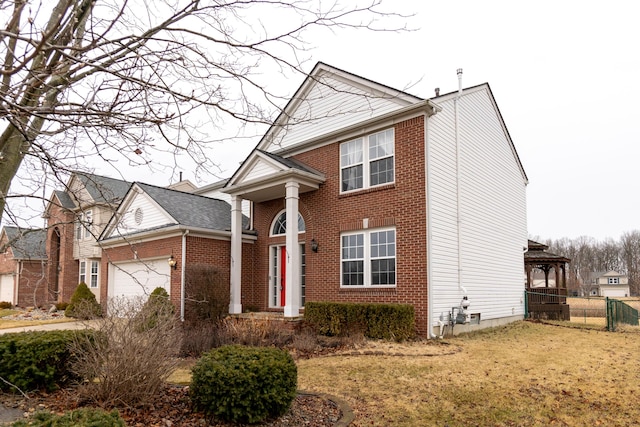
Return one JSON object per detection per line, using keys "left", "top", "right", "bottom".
{"left": 75, "top": 217, "right": 82, "bottom": 240}
{"left": 83, "top": 210, "right": 93, "bottom": 239}
{"left": 341, "top": 228, "right": 396, "bottom": 287}
{"left": 340, "top": 128, "right": 394, "bottom": 192}
{"left": 608, "top": 277, "right": 620, "bottom": 285}
{"left": 79, "top": 261, "right": 86, "bottom": 284}
{"left": 90, "top": 261, "right": 99, "bottom": 288}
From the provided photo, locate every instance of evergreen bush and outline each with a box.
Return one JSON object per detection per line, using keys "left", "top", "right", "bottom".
{"left": 136, "top": 287, "right": 175, "bottom": 331}
{"left": 0, "top": 330, "right": 95, "bottom": 392}
{"left": 65, "top": 283, "right": 102, "bottom": 319}
{"left": 305, "top": 301, "right": 416, "bottom": 341}
{"left": 11, "top": 408, "right": 125, "bottom": 427}
{"left": 190, "top": 345, "right": 297, "bottom": 424}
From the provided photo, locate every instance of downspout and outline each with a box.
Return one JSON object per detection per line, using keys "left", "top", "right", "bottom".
{"left": 180, "top": 229, "right": 189, "bottom": 322}
{"left": 454, "top": 69, "right": 468, "bottom": 298}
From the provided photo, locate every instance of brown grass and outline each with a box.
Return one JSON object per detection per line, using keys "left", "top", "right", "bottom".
{"left": 0, "top": 317, "right": 75, "bottom": 329}
{"left": 297, "top": 321, "right": 640, "bottom": 426}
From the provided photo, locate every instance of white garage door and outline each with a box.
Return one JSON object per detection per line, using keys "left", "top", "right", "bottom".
{"left": 602, "top": 288, "right": 628, "bottom": 298}
{"left": 109, "top": 259, "right": 170, "bottom": 303}
{"left": 0, "top": 274, "right": 13, "bottom": 304}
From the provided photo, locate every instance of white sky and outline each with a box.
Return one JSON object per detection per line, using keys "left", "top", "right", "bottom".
{"left": 41, "top": 0, "right": 640, "bottom": 242}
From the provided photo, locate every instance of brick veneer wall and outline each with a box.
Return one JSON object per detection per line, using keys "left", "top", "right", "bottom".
{"left": 15, "top": 260, "right": 48, "bottom": 307}
{"left": 46, "top": 203, "right": 78, "bottom": 303}
{"left": 101, "top": 234, "right": 254, "bottom": 315}
{"left": 252, "top": 116, "right": 430, "bottom": 334}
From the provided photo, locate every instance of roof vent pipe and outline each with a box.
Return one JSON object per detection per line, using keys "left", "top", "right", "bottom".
{"left": 457, "top": 68, "right": 463, "bottom": 95}
{"left": 434, "top": 87, "right": 440, "bottom": 97}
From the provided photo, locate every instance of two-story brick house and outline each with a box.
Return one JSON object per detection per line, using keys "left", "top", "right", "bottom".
{"left": 221, "top": 63, "right": 528, "bottom": 336}
{"left": 44, "top": 172, "right": 131, "bottom": 303}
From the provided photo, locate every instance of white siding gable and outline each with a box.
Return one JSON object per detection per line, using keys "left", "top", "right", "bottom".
{"left": 106, "top": 189, "right": 174, "bottom": 238}
{"left": 428, "top": 85, "right": 528, "bottom": 328}
{"left": 259, "top": 66, "right": 419, "bottom": 153}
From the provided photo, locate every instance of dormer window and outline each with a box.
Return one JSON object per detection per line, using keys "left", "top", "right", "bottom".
{"left": 340, "top": 128, "right": 394, "bottom": 193}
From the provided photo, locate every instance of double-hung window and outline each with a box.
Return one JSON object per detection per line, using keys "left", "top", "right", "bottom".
{"left": 79, "top": 261, "right": 86, "bottom": 284}
{"left": 340, "top": 128, "right": 394, "bottom": 192}
{"left": 90, "top": 261, "right": 99, "bottom": 288}
{"left": 341, "top": 228, "right": 396, "bottom": 287}
{"left": 84, "top": 210, "right": 93, "bottom": 239}
{"left": 608, "top": 277, "right": 620, "bottom": 285}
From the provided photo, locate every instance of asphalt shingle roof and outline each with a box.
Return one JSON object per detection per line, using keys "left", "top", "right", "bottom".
{"left": 136, "top": 183, "right": 249, "bottom": 231}
{"left": 76, "top": 172, "right": 131, "bottom": 205}
{"left": 256, "top": 150, "right": 320, "bottom": 175}
{"left": 3, "top": 227, "right": 47, "bottom": 260}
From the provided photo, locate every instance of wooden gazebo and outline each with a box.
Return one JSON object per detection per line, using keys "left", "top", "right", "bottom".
{"left": 524, "top": 240, "right": 571, "bottom": 320}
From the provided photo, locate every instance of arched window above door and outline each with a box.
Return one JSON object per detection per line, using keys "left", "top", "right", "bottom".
{"left": 271, "top": 211, "right": 305, "bottom": 236}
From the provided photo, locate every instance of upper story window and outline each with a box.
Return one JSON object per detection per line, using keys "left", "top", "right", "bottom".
{"left": 271, "top": 211, "right": 305, "bottom": 236}
{"left": 608, "top": 277, "right": 620, "bottom": 285}
{"left": 340, "top": 128, "right": 395, "bottom": 193}
{"left": 84, "top": 210, "right": 93, "bottom": 239}
{"left": 341, "top": 228, "right": 396, "bottom": 287}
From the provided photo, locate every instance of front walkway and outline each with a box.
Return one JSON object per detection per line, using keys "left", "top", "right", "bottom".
{"left": 0, "top": 320, "right": 96, "bottom": 335}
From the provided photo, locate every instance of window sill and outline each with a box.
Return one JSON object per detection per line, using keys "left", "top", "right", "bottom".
{"left": 339, "top": 287, "right": 397, "bottom": 296}
{"left": 338, "top": 183, "right": 395, "bottom": 199}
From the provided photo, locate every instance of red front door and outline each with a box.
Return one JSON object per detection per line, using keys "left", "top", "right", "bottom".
{"left": 280, "top": 246, "right": 287, "bottom": 306}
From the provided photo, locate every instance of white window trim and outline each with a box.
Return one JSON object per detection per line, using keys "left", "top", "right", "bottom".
{"left": 340, "top": 227, "right": 396, "bottom": 288}
{"left": 340, "top": 128, "right": 395, "bottom": 194}
{"left": 89, "top": 260, "right": 99, "bottom": 288}
{"left": 608, "top": 277, "right": 620, "bottom": 285}
{"left": 79, "top": 260, "right": 86, "bottom": 284}
{"left": 269, "top": 210, "right": 306, "bottom": 237}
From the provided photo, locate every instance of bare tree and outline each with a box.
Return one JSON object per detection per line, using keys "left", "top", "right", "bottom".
{"left": 621, "top": 231, "right": 640, "bottom": 296}
{"left": 0, "top": 0, "right": 404, "bottom": 221}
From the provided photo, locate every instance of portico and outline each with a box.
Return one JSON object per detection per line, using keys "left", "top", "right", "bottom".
{"left": 222, "top": 150, "right": 325, "bottom": 317}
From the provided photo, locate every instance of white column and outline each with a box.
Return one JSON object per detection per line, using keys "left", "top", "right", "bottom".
{"left": 284, "top": 181, "right": 300, "bottom": 317}
{"left": 229, "top": 195, "right": 243, "bottom": 314}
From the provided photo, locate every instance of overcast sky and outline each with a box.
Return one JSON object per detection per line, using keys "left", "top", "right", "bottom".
{"left": 68, "top": 1, "right": 640, "bottom": 242}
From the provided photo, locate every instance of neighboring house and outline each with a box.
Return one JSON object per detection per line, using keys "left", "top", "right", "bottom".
{"left": 0, "top": 227, "right": 47, "bottom": 307}
{"left": 587, "top": 271, "right": 630, "bottom": 297}
{"left": 98, "top": 183, "right": 252, "bottom": 318}
{"left": 219, "top": 62, "right": 528, "bottom": 336}
{"left": 43, "top": 172, "right": 131, "bottom": 303}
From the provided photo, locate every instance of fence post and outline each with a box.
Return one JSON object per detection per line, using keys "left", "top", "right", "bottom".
{"left": 605, "top": 297, "right": 612, "bottom": 332}
{"left": 524, "top": 290, "right": 528, "bottom": 319}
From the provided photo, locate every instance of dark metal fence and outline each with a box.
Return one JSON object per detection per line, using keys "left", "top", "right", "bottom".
{"left": 606, "top": 298, "right": 639, "bottom": 331}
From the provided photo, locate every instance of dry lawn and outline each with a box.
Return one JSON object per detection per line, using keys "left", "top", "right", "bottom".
{"left": 297, "top": 321, "right": 640, "bottom": 426}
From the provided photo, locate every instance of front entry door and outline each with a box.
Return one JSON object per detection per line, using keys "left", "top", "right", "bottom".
{"left": 271, "top": 244, "right": 306, "bottom": 308}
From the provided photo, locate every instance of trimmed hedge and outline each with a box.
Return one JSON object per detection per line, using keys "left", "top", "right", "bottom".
{"left": 190, "top": 345, "right": 297, "bottom": 424}
{"left": 11, "top": 408, "right": 125, "bottom": 427}
{"left": 304, "top": 301, "right": 416, "bottom": 341}
{"left": 0, "top": 330, "right": 95, "bottom": 392}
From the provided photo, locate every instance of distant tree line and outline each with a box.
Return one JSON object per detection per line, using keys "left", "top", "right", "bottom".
{"left": 535, "top": 231, "right": 640, "bottom": 296}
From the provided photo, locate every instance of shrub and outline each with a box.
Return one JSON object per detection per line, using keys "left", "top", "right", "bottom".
{"left": 65, "top": 283, "right": 102, "bottom": 319}
{"left": 69, "top": 297, "right": 180, "bottom": 407}
{"left": 0, "top": 330, "right": 95, "bottom": 392}
{"left": 11, "top": 408, "right": 125, "bottom": 427}
{"left": 304, "top": 301, "right": 416, "bottom": 341}
{"left": 135, "top": 287, "right": 175, "bottom": 331}
{"left": 184, "top": 264, "right": 229, "bottom": 322}
{"left": 0, "top": 301, "right": 12, "bottom": 309}
{"left": 55, "top": 301, "right": 69, "bottom": 311}
{"left": 190, "top": 345, "right": 297, "bottom": 424}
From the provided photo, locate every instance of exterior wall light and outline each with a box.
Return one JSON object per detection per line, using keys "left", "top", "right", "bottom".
{"left": 168, "top": 254, "right": 177, "bottom": 270}
{"left": 310, "top": 238, "right": 319, "bottom": 253}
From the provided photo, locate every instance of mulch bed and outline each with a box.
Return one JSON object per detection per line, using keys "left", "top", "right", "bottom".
{"left": 1, "top": 385, "right": 341, "bottom": 426}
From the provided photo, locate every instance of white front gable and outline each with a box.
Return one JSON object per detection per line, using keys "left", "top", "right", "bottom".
{"left": 102, "top": 186, "right": 175, "bottom": 239}
{"left": 259, "top": 63, "right": 421, "bottom": 154}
